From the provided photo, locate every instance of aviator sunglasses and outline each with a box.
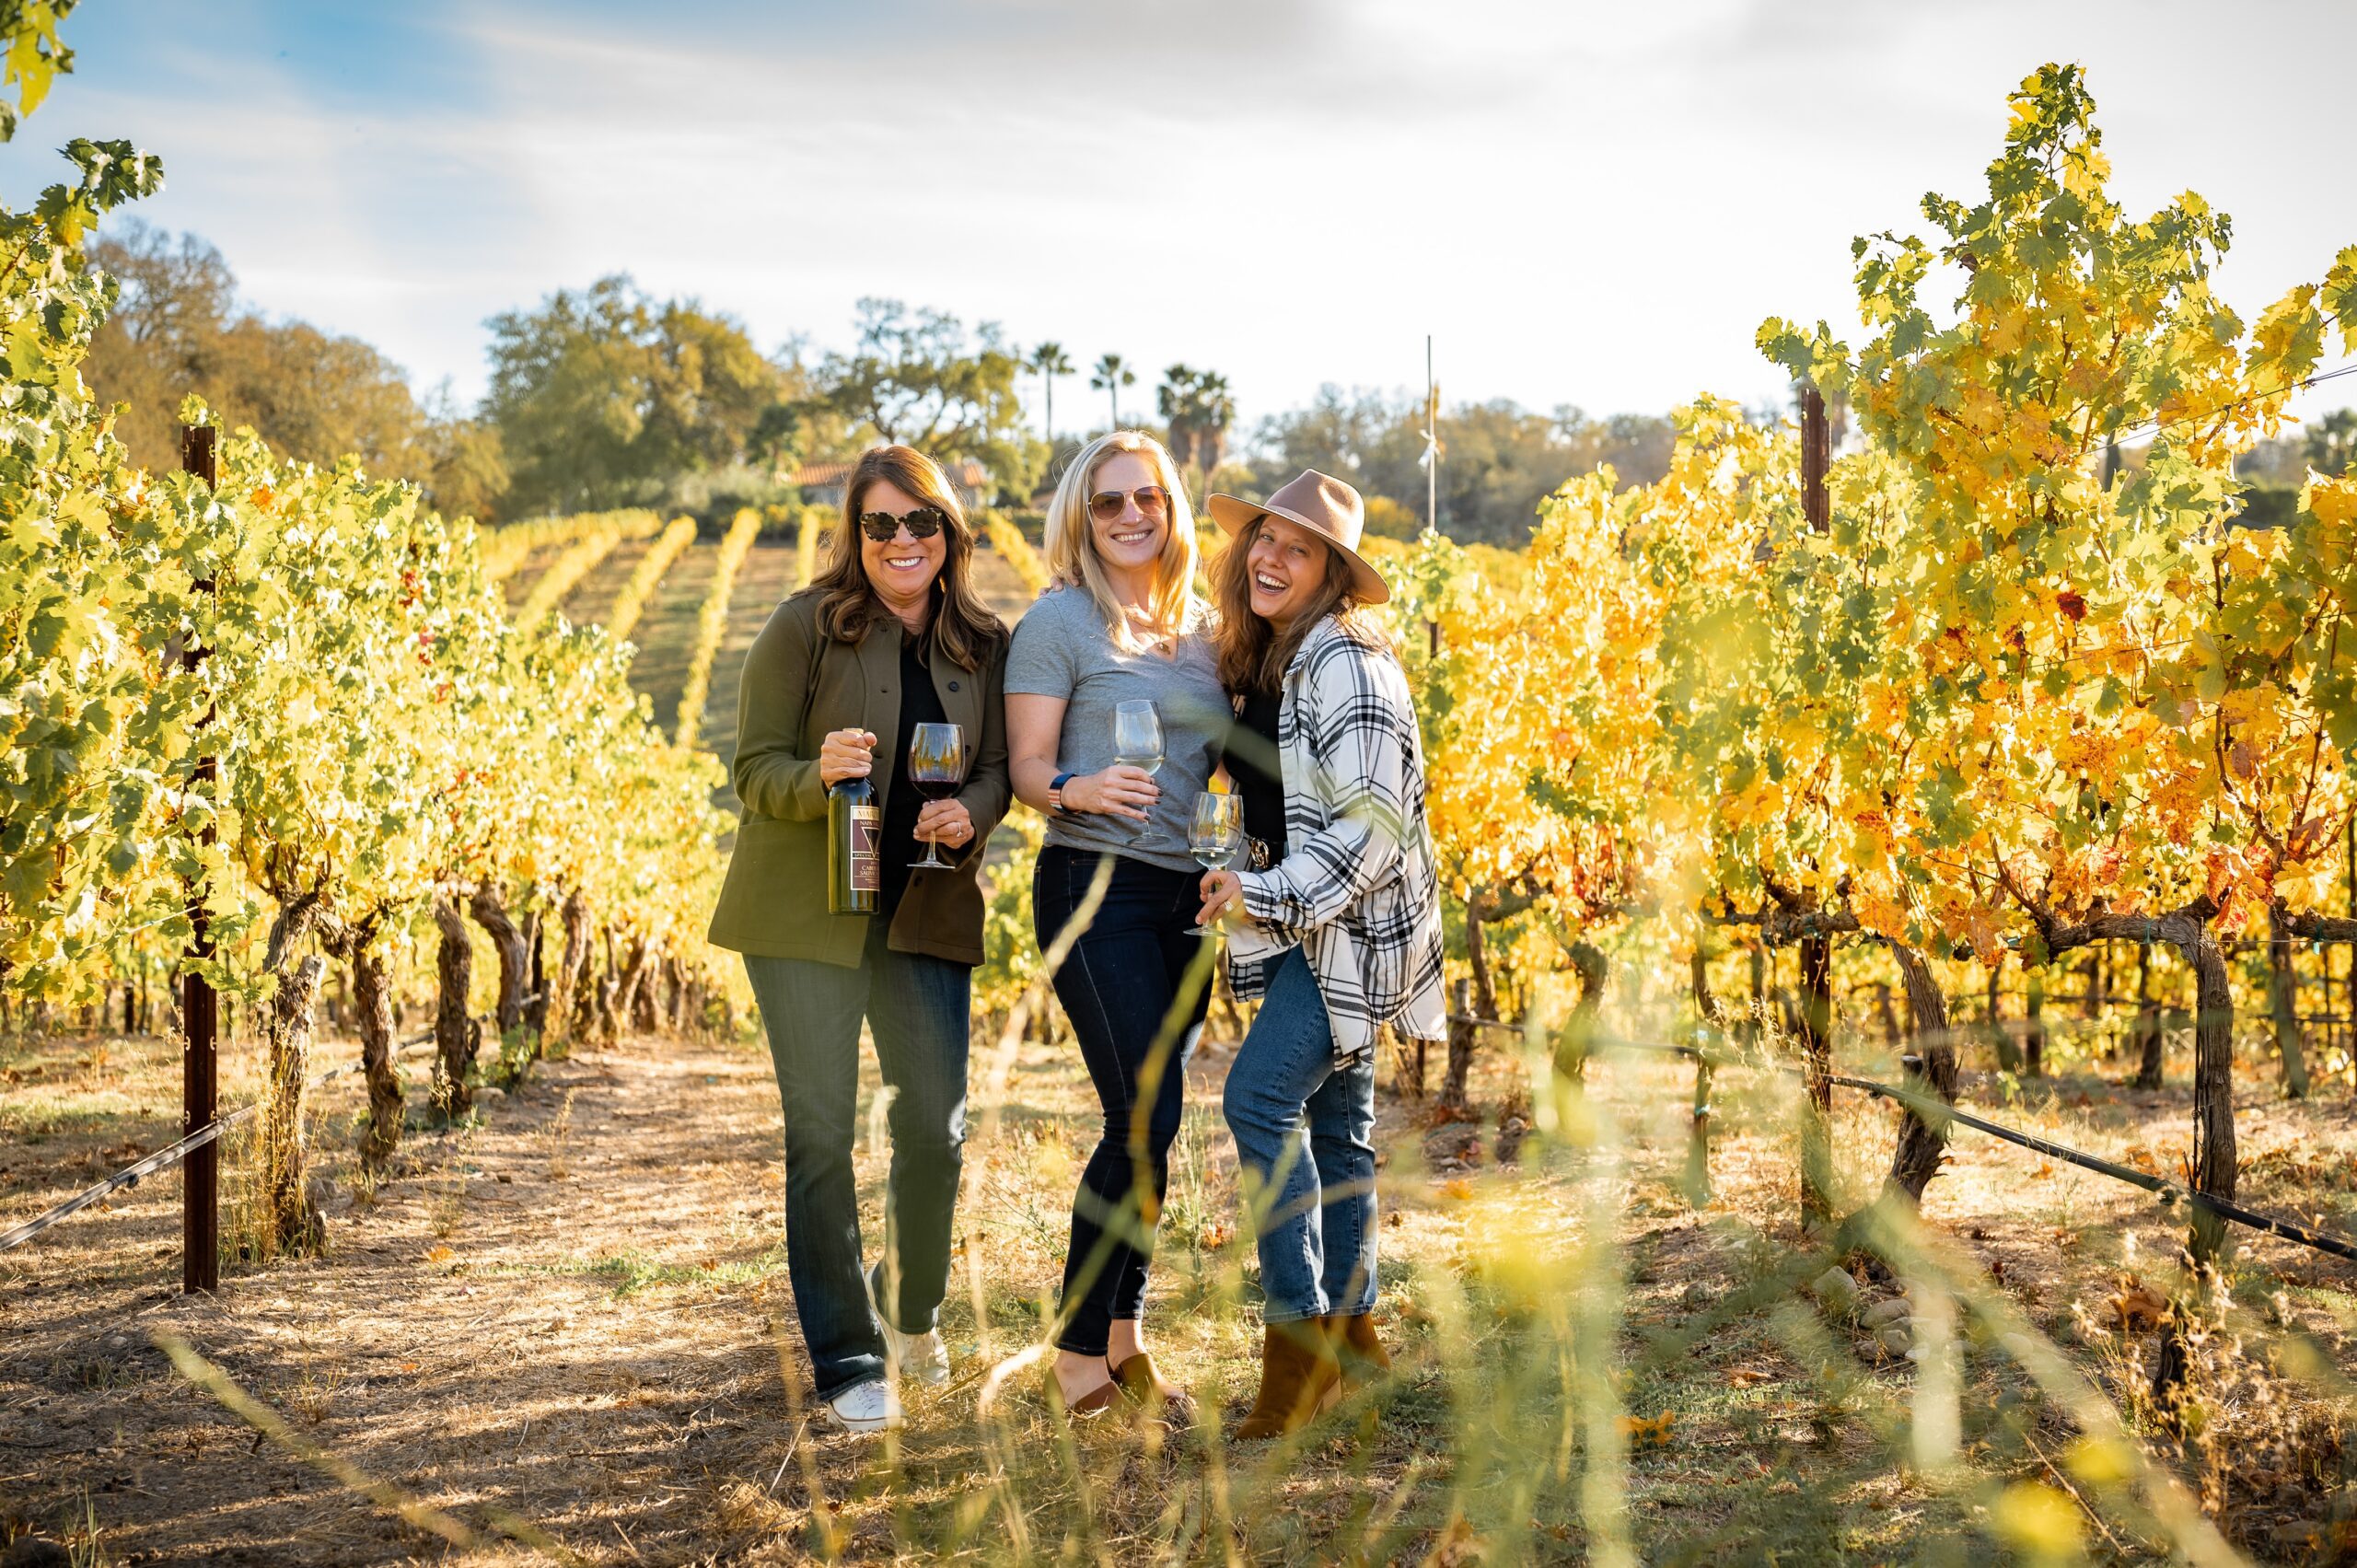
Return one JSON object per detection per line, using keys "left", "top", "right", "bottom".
{"left": 1087, "top": 484, "right": 1169, "bottom": 524}
{"left": 858, "top": 505, "right": 950, "bottom": 541}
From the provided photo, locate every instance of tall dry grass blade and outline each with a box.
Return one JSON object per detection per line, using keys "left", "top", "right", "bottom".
{"left": 150, "top": 1329, "right": 579, "bottom": 1563}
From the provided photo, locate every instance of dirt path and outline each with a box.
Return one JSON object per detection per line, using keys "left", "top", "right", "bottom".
{"left": 4, "top": 1037, "right": 822, "bottom": 1564}
{"left": 6, "top": 1017, "right": 2352, "bottom": 1563}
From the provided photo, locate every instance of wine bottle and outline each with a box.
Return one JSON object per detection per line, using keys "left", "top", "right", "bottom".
{"left": 828, "top": 774, "right": 880, "bottom": 914}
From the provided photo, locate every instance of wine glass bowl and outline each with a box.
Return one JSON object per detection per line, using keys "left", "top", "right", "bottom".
{"left": 1111, "top": 700, "right": 1163, "bottom": 776}
{"left": 908, "top": 722, "right": 965, "bottom": 870}
{"left": 1185, "top": 790, "right": 1246, "bottom": 936}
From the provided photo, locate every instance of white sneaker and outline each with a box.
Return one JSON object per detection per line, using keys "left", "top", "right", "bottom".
{"left": 821, "top": 1378, "right": 901, "bottom": 1434}
{"left": 866, "top": 1263, "right": 951, "bottom": 1388}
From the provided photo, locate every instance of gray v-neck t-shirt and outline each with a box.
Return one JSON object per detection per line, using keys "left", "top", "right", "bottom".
{"left": 1004, "top": 587, "right": 1228, "bottom": 874}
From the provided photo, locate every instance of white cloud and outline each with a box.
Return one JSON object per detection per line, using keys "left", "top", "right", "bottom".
{"left": 9, "top": 0, "right": 2353, "bottom": 434}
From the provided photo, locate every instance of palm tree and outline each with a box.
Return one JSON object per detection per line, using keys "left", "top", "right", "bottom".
{"left": 1028, "top": 341, "right": 1074, "bottom": 444}
{"left": 1157, "top": 363, "right": 1200, "bottom": 470}
{"left": 1157, "top": 365, "right": 1237, "bottom": 478}
{"left": 1193, "top": 369, "right": 1236, "bottom": 474}
{"left": 1091, "top": 352, "right": 1135, "bottom": 428}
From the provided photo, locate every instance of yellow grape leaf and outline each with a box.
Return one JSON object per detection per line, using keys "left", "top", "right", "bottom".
{"left": 1618, "top": 1411, "right": 1678, "bottom": 1449}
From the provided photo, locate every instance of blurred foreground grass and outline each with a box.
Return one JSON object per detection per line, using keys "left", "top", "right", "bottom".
{"left": 2, "top": 988, "right": 2352, "bottom": 1563}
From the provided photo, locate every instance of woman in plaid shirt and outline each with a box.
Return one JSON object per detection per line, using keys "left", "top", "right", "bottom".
{"left": 1196, "top": 470, "right": 1446, "bottom": 1441}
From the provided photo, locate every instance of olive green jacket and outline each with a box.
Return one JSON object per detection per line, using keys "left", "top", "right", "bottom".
{"left": 706, "top": 592, "right": 1011, "bottom": 968}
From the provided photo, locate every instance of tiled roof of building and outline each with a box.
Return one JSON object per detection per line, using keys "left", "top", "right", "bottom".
{"left": 788, "top": 458, "right": 991, "bottom": 488}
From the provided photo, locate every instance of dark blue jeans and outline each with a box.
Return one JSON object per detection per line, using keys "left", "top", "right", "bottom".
{"left": 1222, "top": 947, "right": 1379, "bottom": 1324}
{"left": 744, "top": 920, "right": 970, "bottom": 1401}
{"left": 1033, "top": 845, "right": 1211, "bottom": 1356}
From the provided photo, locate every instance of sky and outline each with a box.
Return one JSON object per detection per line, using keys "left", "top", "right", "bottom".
{"left": 6, "top": 0, "right": 2356, "bottom": 438}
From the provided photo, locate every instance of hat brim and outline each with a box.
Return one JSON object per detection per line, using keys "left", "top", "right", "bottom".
{"left": 1206, "top": 493, "right": 1392, "bottom": 606}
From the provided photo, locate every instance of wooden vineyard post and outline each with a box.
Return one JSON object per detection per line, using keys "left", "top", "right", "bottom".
{"left": 180, "top": 424, "right": 220, "bottom": 1295}
{"left": 1794, "top": 389, "right": 1835, "bottom": 1226}
{"left": 1800, "top": 387, "right": 1830, "bottom": 532}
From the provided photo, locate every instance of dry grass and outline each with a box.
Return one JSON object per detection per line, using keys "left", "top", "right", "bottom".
{"left": 3, "top": 995, "right": 2352, "bottom": 1564}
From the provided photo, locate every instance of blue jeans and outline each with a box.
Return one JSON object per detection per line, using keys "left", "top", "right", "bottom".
{"left": 1033, "top": 846, "right": 1211, "bottom": 1355}
{"left": 1222, "top": 947, "right": 1378, "bottom": 1325}
{"left": 744, "top": 921, "right": 970, "bottom": 1401}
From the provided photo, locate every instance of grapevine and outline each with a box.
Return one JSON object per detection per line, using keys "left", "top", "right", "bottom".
{"left": 672, "top": 507, "right": 761, "bottom": 750}
{"left": 980, "top": 509, "right": 1049, "bottom": 597}
{"left": 511, "top": 510, "right": 657, "bottom": 629}
{"left": 602, "top": 515, "right": 697, "bottom": 643}
{"left": 477, "top": 509, "right": 662, "bottom": 584}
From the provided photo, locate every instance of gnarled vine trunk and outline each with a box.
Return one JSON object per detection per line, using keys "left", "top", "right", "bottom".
{"left": 2023, "top": 965, "right": 2047, "bottom": 1077}
{"left": 1553, "top": 941, "right": 1607, "bottom": 1083}
{"left": 1746, "top": 942, "right": 1766, "bottom": 1046}
{"left": 347, "top": 920, "right": 402, "bottom": 1167}
{"left": 469, "top": 881, "right": 529, "bottom": 1039}
{"left": 620, "top": 937, "right": 658, "bottom": 1036}
{"left": 594, "top": 928, "right": 622, "bottom": 1044}
{"left": 555, "top": 889, "right": 594, "bottom": 1043}
{"left": 1439, "top": 978, "right": 1479, "bottom": 1113}
{"left": 525, "top": 917, "right": 549, "bottom": 1039}
{"left": 1685, "top": 950, "right": 1718, "bottom": 1205}
{"left": 2265, "top": 901, "right": 2311, "bottom": 1099}
{"left": 260, "top": 950, "right": 329, "bottom": 1257}
{"left": 1796, "top": 933, "right": 1835, "bottom": 1230}
{"left": 1882, "top": 941, "right": 1959, "bottom": 1203}
{"left": 432, "top": 896, "right": 476, "bottom": 1117}
{"left": 2179, "top": 923, "right": 2236, "bottom": 1268}
{"left": 1987, "top": 958, "right": 2021, "bottom": 1074}
{"left": 2008, "top": 891, "right": 2235, "bottom": 1403}
{"left": 2131, "top": 943, "right": 2164, "bottom": 1088}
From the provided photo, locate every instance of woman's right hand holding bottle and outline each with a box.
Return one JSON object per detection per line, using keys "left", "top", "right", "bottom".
{"left": 1062, "top": 766, "right": 1158, "bottom": 821}
{"left": 818, "top": 728, "right": 877, "bottom": 787}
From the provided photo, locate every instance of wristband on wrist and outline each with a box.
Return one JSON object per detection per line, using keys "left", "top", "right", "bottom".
{"left": 1048, "top": 771, "right": 1076, "bottom": 814}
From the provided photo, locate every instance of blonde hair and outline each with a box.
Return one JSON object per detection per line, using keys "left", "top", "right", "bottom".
{"left": 1040, "top": 431, "right": 1199, "bottom": 654}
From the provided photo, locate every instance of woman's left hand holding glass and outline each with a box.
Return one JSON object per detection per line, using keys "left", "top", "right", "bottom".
{"left": 916, "top": 798, "right": 974, "bottom": 853}
{"left": 1196, "top": 868, "right": 1243, "bottom": 928}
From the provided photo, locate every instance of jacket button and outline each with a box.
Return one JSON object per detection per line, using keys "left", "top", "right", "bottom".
{"left": 948, "top": 680, "right": 960, "bottom": 692}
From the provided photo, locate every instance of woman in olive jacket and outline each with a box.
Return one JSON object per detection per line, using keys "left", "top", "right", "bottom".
{"left": 708, "top": 445, "right": 1010, "bottom": 1434}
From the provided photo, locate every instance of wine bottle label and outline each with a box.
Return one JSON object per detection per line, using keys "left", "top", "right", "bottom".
{"left": 849, "top": 807, "right": 880, "bottom": 892}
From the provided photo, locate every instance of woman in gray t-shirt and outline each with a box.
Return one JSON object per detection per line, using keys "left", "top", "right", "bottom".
{"left": 1004, "top": 430, "right": 1227, "bottom": 1427}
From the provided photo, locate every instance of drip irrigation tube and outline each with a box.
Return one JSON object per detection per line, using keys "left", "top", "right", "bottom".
{"left": 3, "top": 991, "right": 540, "bottom": 1254}
{"left": 1581, "top": 1031, "right": 2357, "bottom": 1265}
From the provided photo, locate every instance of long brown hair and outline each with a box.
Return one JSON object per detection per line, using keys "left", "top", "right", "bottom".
{"left": 806, "top": 445, "right": 1005, "bottom": 671}
{"left": 1210, "top": 517, "right": 1389, "bottom": 692}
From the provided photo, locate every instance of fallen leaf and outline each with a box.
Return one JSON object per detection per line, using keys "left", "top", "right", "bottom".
{"left": 1618, "top": 1411, "right": 1678, "bottom": 1449}
{"left": 2110, "top": 1279, "right": 2169, "bottom": 1332}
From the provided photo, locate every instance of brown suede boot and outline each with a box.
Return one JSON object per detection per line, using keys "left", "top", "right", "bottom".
{"left": 1330, "top": 1312, "right": 1391, "bottom": 1393}
{"left": 1233, "top": 1319, "right": 1341, "bottom": 1440}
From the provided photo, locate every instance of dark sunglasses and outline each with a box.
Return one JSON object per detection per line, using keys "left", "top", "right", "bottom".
{"left": 1087, "top": 485, "right": 1169, "bottom": 524}
{"left": 858, "top": 506, "right": 949, "bottom": 541}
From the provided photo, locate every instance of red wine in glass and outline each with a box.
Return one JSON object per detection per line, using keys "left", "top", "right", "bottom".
{"left": 909, "top": 723, "right": 965, "bottom": 869}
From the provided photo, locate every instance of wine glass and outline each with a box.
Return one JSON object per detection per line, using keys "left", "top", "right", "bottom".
{"left": 1111, "top": 700, "right": 1163, "bottom": 776}
{"left": 1186, "top": 791, "right": 1246, "bottom": 936}
{"left": 908, "top": 722, "right": 965, "bottom": 869}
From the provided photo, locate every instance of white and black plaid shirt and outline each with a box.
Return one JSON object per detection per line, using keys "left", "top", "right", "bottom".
{"left": 1226, "top": 614, "right": 1447, "bottom": 1067}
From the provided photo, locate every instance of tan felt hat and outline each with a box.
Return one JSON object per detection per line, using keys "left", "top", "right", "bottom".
{"left": 1205, "top": 469, "right": 1391, "bottom": 605}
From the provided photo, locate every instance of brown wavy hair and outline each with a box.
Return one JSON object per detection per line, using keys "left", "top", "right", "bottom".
{"left": 1210, "top": 516, "right": 1390, "bottom": 692}
{"left": 806, "top": 445, "right": 1005, "bottom": 671}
